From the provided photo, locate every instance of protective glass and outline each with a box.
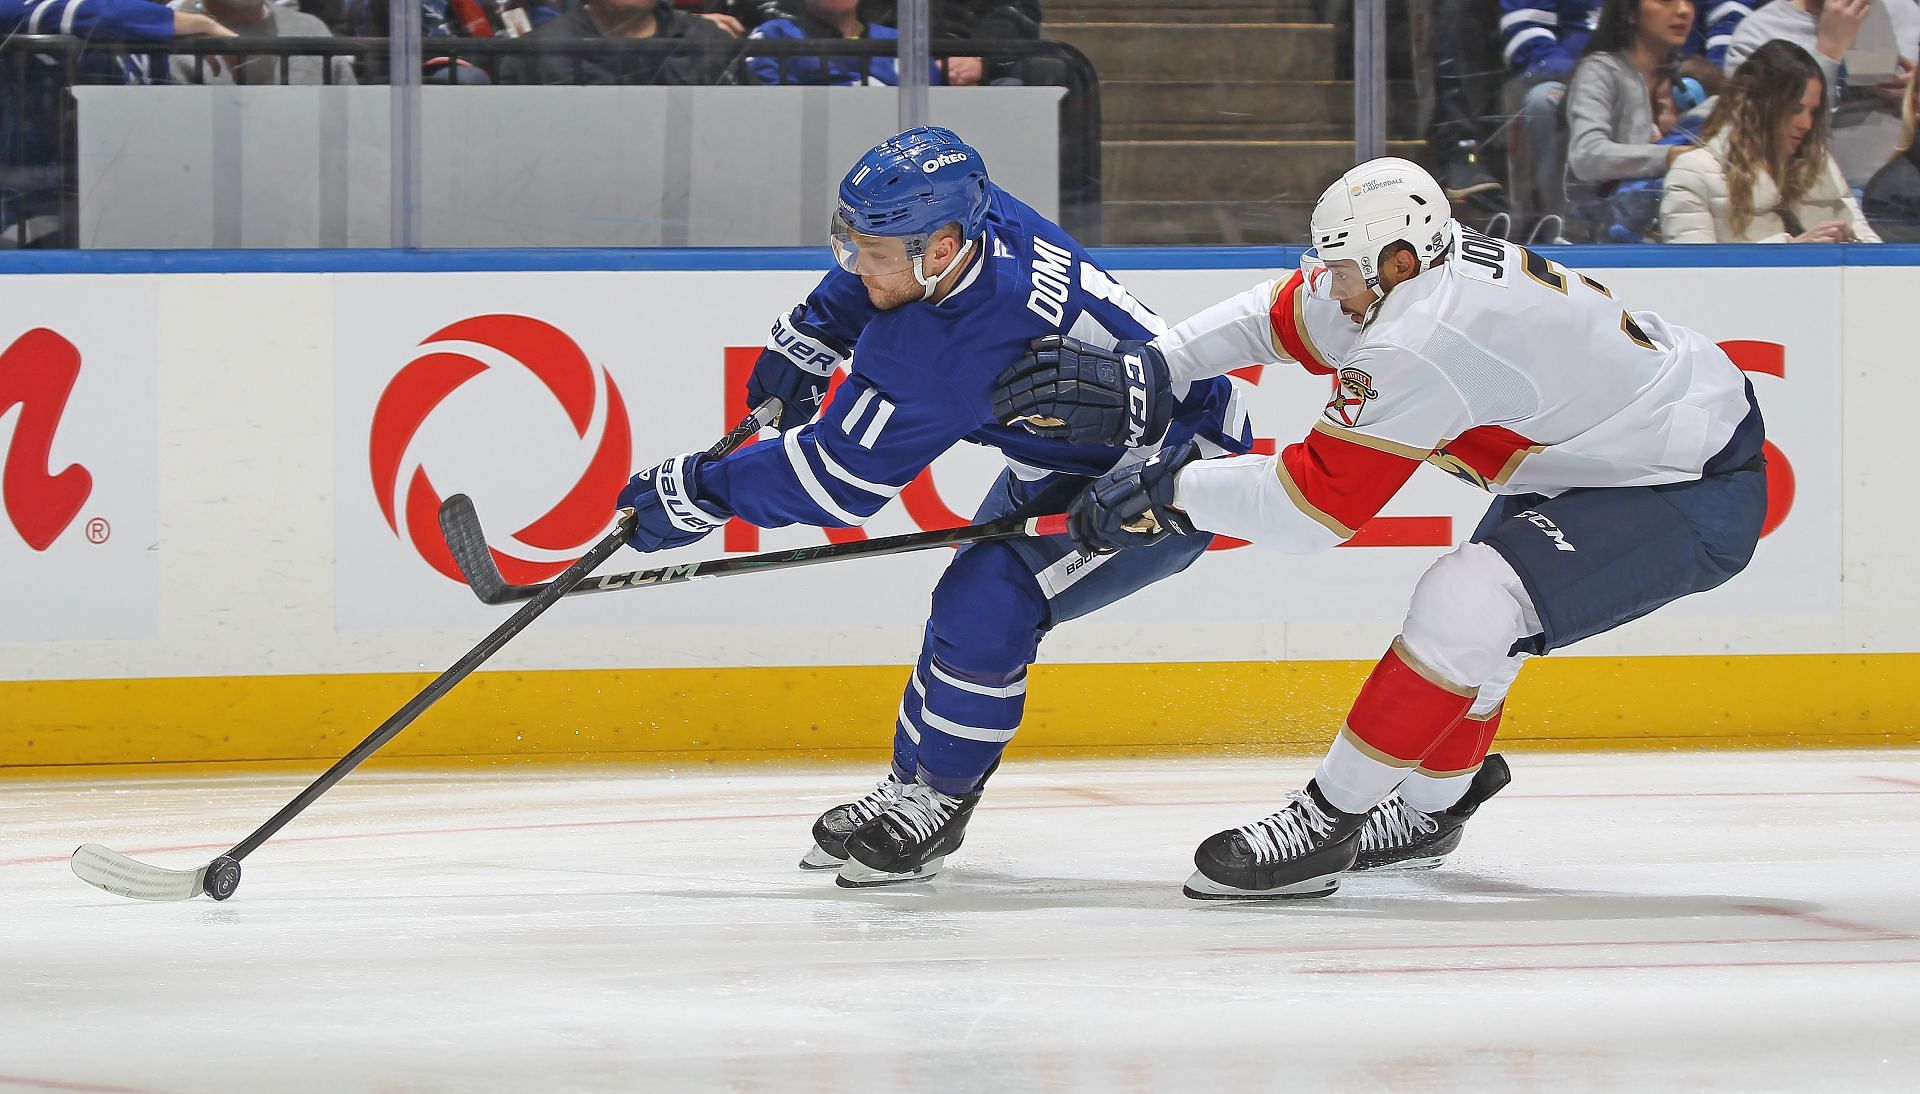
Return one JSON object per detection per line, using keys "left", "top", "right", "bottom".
{"left": 1300, "top": 249, "right": 1370, "bottom": 301}
{"left": 830, "top": 213, "right": 921, "bottom": 277}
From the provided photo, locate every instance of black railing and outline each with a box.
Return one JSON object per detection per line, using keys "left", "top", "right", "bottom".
{"left": 1, "top": 35, "right": 1100, "bottom": 248}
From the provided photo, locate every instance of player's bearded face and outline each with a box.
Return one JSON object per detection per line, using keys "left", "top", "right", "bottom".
{"left": 833, "top": 223, "right": 953, "bottom": 309}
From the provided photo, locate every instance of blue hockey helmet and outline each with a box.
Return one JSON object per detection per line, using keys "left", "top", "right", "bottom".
{"left": 836, "top": 126, "right": 991, "bottom": 239}
{"left": 831, "top": 128, "right": 991, "bottom": 298}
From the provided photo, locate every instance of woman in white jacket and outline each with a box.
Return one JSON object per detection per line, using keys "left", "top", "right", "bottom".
{"left": 1661, "top": 39, "right": 1881, "bottom": 243}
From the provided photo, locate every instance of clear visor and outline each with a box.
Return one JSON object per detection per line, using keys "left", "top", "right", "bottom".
{"left": 1299, "top": 250, "right": 1371, "bottom": 301}
{"left": 830, "top": 213, "right": 924, "bottom": 277}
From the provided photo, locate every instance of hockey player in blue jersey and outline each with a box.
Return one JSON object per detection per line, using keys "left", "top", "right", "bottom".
{"left": 614, "top": 127, "right": 1253, "bottom": 887}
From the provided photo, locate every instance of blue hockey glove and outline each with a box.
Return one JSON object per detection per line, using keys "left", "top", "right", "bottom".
{"left": 747, "top": 306, "right": 852, "bottom": 430}
{"left": 1067, "top": 445, "right": 1200, "bottom": 554}
{"left": 617, "top": 453, "right": 733, "bottom": 553}
{"left": 993, "top": 335, "right": 1173, "bottom": 449}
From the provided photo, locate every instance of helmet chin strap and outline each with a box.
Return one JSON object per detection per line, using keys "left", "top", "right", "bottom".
{"left": 914, "top": 236, "right": 977, "bottom": 301}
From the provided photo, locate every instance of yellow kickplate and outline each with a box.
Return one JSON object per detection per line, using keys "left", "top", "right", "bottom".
{"left": 3, "top": 654, "right": 1916, "bottom": 772}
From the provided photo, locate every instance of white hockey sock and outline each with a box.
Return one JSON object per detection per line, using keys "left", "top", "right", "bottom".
{"left": 1397, "top": 768, "right": 1474, "bottom": 814}
{"left": 1313, "top": 730, "right": 1417, "bottom": 816}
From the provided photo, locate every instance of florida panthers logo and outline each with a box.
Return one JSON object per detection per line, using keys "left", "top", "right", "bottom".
{"left": 1324, "top": 367, "right": 1379, "bottom": 428}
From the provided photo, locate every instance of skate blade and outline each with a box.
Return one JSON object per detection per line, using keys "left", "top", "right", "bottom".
{"left": 834, "top": 855, "right": 946, "bottom": 888}
{"left": 1351, "top": 855, "right": 1448, "bottom": 873}
{"left": 1181, "top": 869, "right": 1341, "bottom": 901}
{"left": 798, "top": 844, "right": 845, "bottom": 870}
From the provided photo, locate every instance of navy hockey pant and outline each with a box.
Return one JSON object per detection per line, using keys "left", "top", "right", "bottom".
{"left": 891, "top": 470, "right": 1213, "bottom": 795}
{"left": 1473, "top": 389, "right": 1769, "bottom": 655}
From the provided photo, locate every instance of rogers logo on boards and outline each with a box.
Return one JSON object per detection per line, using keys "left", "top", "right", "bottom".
{"left": 368, "top": 314, "right": 631, "bottom": 585}
{"left": 0, "top": 328, "right": 92, "bottom": 551}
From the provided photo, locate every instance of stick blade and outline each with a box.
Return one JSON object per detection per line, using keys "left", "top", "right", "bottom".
{"left": 71, "top": 843, "right": 208, "bottom": 902}
{"left": 437, "top": 494, "right": 512, "bottom": 604}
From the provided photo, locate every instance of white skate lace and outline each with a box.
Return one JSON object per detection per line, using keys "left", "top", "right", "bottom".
{"left": 882, "top": 783, "right": 962, "bottom": 843}
{"left": 848, "top": 776, "right": 906, "bottom": 824}
{"left": 1358, "top": 797, "right": 1440, "bottom": 852}
{"left": 1235, "top": 790, "right": 1337, "bottom": 864}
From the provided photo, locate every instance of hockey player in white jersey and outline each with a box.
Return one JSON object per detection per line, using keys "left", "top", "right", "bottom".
{"left": 994, "top": 157, "right": 1768, "bottom": 899}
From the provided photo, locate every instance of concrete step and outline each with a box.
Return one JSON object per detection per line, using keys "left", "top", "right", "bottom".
{"left": 1098, "top": 200, "right": 1315, "bottom": 245}
{"left": 1042, "top": 22, "right": 1336, "bottom": 83}
{"left": 1102, "top": 138, "right": 1424, "bottom": 202}
{"left": 1103, "top": 80, "right": 1423, "bottom": 141}
{"left": 1045, "top": 1, "right": 1328, "bottom": 24}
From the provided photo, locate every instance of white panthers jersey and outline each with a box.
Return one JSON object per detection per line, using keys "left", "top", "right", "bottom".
{"left": 1153, "top": 222, "right": 1757, "bottom": 553}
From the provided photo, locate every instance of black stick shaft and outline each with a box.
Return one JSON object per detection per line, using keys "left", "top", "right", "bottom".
{"left": 484, "top": 513, "right": 1068, "bottom": 605}
{"left": 217, "top": 405, "right": 780, "bottom": 864}
{"left": 222, "top": 519, "right": 632, "bottom": 862}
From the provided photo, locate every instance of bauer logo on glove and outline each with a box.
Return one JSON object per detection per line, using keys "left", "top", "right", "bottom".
{"left": 618, "top": 453, "right": 735, "bottom": 553}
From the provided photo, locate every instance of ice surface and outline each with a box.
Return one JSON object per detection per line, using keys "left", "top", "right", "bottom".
{"left": 3, "top": 751, "right": 1918, "bottom": 1092}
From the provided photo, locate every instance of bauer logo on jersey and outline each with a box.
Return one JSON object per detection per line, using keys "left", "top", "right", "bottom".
{"left": 1324, "top": 367, "right": 1379, "bottom": 427}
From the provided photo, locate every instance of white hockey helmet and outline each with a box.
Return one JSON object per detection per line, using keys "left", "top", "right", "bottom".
{"left": 1301, "top": 157, "right": 1452, "bottom": 305}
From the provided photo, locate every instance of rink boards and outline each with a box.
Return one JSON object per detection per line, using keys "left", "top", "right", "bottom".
{"left": 2, "top": 246, "right": 1916, "bottom": 767}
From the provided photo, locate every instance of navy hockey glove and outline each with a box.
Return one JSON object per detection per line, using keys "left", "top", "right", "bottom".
{"left": 617, "top": 453, "right": 734, "bottom": 553}
{"left": 1067, "top": 445, "right": 1200, "bottom": 554}
{"left": 994, "top": 335, "right": 1174, "bottom": 449}
{"left": 747, "top": 306, "right": 852, "bottom": 430}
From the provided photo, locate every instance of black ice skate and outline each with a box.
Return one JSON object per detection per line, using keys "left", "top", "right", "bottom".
{"left": 1353, "top": 754, "right": 1511, "bottom": 872}
{"left": 799, "top": 773, "right": 909, "bottom": 870}
{"left": 836, "top": 781, "right": 982, "bottom": 888}
{"left": 1183, "top": 780, "right": 1366, "bottom": 900}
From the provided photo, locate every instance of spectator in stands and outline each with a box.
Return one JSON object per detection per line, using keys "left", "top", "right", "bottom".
{"left": 1497, "top": 0, "right": 1753, "bottom": 235}
{"left": 1725, "top": 0, "right": 1920, "bottom": 185}
{"left": 1426, "top": 1, "right": 1510, "bottom": 213}
{"left": 860, "top": 1, "right": 1042, "bottom": 85}
{"left": 2, "top": 0, "right": 233, "bottom": 49}
{"left": 499, "top": 0, "right": 737, "bottom": 85}
{"left": 1498, "top": 1, "right": 1602, "bottom": 232}
{"left": 1863, "top": 61, "right": 1920, "bottom": 237}
{"left": 671, "top": 1, "right": 772, "bottom": 38}
{"left": 1662, "top": 39, "right": 1881, "bottom": 240}
{"left": 1565, "top": 0, "right": 1709, "bottom": 239}
{"left": 170, "top": 0, "right": 359, "bottom": 85}
{"left": 2, "top": 0, "right": 234, "bottom": 245}
{"left": 747, "top": 0, "right": 942, "bottom": 85}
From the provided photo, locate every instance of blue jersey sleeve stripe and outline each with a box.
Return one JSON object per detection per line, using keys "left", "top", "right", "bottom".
{"left": 1503, "top": 26, "right": 1557, "bottom": 62}
{"left": 813, "top": 442, "right": 905, "bottom": 499}
{"left": 782, "top": 428, "right": 878, "bottom": 526}
{"left": 1500, "top": 8, "right": 1559, "bottom": 30}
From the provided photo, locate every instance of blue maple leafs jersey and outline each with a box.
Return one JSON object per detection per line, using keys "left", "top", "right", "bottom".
{"left": 702, "top": 185, "right": 1251, "bottom": 529}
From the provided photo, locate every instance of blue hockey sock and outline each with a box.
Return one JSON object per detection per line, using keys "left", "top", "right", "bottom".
{"left": 914, "top": 656, "right": 1027, "bottom": 796}
{"left": 888, "top": 637, "right": 935, "bottom": 781}
{"left": 909, "top": 541, "right": 1047, "bottom": 796}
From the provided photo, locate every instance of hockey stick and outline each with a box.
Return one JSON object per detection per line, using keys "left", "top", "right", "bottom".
{"left": 68, "top": 402, "right": 781, "bottom": 903}
{"left": 442, "top": 503, "right": 1072, "bottom": 606}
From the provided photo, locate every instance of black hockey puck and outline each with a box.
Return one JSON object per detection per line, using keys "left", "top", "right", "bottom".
{"left": 203, "top": 857, "right": 242, "bottom": 901}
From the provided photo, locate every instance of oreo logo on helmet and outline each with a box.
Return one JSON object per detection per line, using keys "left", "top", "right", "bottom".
{"left": 922, "top": 152, "right": 969, "bottom": 172}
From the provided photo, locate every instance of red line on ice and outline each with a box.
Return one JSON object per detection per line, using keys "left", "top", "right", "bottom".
{"left": 0, "top": 1076, "right": 166, "bottom": 1094}
{"left": 1305, "top": 956, "right": 1920, "bottom": 976}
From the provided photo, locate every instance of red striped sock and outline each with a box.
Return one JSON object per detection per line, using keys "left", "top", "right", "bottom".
{"left": 1420, "top": 705, "right": 1504, "bottom": 776}
{"left": 1346, "top": 637, "right": 1478, "bottom": 764}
